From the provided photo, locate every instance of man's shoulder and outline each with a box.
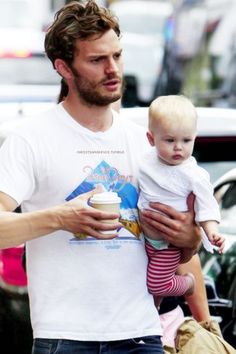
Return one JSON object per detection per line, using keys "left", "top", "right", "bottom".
{"left": 0, "top": 104, "right": 59, "bottom": 144}
{"left": 116, "top": 110, "right": 147, "bottom": 136}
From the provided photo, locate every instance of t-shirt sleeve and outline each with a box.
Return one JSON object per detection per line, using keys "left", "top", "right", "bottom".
{"left": 0, "top": 134, "right": 36, "bottom": 205}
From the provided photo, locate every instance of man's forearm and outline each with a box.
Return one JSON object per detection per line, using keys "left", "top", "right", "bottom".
{"left": 0, "top": 188, "right": 122, "bottom": 249}
{"left": 0, "top": 208, "right": 59, "bottom": 249}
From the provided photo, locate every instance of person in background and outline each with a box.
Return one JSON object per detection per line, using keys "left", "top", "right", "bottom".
{"left": 0, "top": 2, "right": 201, "bottom": 353}
{"left": 138, "top": 95, "right": 225, "bottom": 305}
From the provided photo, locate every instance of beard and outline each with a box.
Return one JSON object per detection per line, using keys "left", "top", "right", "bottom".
{"left": 70, "top": 65, "right": 124, "bottom": 106}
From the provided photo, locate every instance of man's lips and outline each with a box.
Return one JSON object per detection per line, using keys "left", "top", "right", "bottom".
{"left": 103, "top": 78, "right": 121, "bottom": 90}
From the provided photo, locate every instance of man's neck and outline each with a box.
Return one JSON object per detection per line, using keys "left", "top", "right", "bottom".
{"left": 62, "top": 97, "right": 113, "bottom": 132}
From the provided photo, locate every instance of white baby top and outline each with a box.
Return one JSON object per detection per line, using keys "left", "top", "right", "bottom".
{"left": 138, "top": 149, "right": 221, "bottom": 252}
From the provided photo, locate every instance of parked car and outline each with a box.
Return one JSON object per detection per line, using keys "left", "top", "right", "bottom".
{"left": 0, "top": 105, "right": 236, "bottom": 351}
{"left": 0, "top": 27, "right": 60, "bottom": 125}
{"left": 199, "top": 167, "right": 236, "bottom": 347}
{"left": 109, "top": 1, "right": 173, "bottom": 106}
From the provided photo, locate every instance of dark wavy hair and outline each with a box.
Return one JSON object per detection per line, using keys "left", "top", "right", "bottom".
{"left": 45, "top": 0, "right": 120, "bottom": 68}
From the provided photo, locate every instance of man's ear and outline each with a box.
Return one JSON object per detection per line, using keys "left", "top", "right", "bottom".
{"left": 146, "top": 131, "right": 155, "bottom": 146}
{"left": 54, "top": 59, "right": 73, "bottom": 80}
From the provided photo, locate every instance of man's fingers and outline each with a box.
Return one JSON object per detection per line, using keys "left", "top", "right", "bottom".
{"left": 148, "top": 202, "right": 186, "bottom": 221}
{"left": 90, "top": 219, "right": 121, "bottom": 231}
{"left": 75, "top": 221, "right": 121, "bottom": 240}
{"left": 141, "top": 213, "right": 177, "bottom": 239}
{"left": 90, "top": 208, "right": 120, "bottom": 221}
{"left": 141, "top": 207, "right": 183, "bottom": 229}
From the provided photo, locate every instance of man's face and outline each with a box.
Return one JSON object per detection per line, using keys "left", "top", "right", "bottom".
{"left": 69, "top": 29, "right": 124, "bottom": 106}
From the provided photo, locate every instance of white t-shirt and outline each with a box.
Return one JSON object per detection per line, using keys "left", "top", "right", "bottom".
{"left": 0, "top": 104, "right": 161, "bottom": 340}
{"left": 138, "top": 149, "right": 221, "bottom": 252}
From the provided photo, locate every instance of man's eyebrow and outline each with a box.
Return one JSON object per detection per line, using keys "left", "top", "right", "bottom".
{"left": 88, "top": 49, "right": 123, "bottom": 59}
{"left": 88, "top": 54, "right": 106, "bottom": 59}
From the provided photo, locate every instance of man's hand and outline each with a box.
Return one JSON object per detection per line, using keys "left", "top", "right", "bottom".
{"left": 55, "top": 187, "right": 122, "bottom": 239}
{"left": 139, "top": 193, "right": 201, "bottom": 253}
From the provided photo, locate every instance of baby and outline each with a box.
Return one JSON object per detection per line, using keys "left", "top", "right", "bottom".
{"left": 138, "top": 95, "right": 225, "bottom": 300}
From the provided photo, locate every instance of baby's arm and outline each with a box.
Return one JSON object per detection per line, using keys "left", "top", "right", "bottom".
{"left": 200, "top": 220, "right": 225, "bottom": 254}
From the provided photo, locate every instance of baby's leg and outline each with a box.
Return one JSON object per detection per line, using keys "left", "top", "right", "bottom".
{"left": 145, "top": 243, "right": 195, "bottom": 297}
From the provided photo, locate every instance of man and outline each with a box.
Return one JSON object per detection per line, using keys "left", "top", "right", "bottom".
{"left": 0, "top": 1, "right": 201, "bottom": 353}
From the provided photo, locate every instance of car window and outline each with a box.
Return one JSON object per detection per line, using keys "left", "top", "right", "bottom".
{"left": 214, "top": 181, "right": 236, "bottom": 231}
{"left": 219, "top": 182, "right": 236, "bottom": 209}
{"left": 199, "top": 162, "right": 236, "bottom": 183}
{"left": 193, "top": 137, "right": 236, "bottom": 182}
{"left": 0, "top": 57, "right": 60, "bottom": 85}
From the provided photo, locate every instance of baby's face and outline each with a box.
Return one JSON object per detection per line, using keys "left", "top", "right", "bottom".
{"left": 150, "top": 123, "right": 196, "bottom": 166}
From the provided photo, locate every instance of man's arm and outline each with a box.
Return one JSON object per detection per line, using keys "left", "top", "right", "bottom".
{"left": 139, "top": 193, "right": 202, "bottom": 255}
{"left": 0, "top": 188, "right": 121, "bottom": 249}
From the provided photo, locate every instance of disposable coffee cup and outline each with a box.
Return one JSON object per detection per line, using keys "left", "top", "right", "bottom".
{"left": 90, "top": 192, "right": 121, "bottom": 235}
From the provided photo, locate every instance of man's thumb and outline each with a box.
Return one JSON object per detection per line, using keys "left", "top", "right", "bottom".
{"left": 187, "top": 192, "right": 195, "bottom": 211}
{"left": 80, "top": 185, "right": 103, "bottom": 201}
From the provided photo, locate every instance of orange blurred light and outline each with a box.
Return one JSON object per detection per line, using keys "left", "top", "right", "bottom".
{"left": 0, "top": 50, "right": 32, "bottom": 58}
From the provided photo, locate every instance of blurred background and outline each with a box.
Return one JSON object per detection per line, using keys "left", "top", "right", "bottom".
{"left": 0, "top": 1, "right": 236, "bottom": 353}
{"left": 107, "top": 0, "right": 236, "bottom": 109}
{"left": 1, "top": 0, "right": 236, "bottom": 114}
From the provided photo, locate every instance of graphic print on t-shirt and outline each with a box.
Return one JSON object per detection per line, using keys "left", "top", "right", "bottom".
{"left": 66, "top": 160, "right": 141, "bottom": 241}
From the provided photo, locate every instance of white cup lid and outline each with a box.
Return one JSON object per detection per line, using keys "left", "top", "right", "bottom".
{"left": 90, "top": 192, "right": 121, "bottom": 204}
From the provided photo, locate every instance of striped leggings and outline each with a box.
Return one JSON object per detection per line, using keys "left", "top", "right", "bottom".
{"left": 145, "top": 241, "right": 190, "bottom": 296}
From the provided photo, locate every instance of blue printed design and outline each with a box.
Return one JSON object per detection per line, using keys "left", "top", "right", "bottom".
{"left": 66, "top": 160, "right": 141, "bottom": 242}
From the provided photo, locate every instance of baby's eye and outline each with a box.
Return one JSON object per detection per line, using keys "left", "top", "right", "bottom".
{"left": 183, "top": 138, "right": 192, "bottom": 143}
{"left": 166, "top": 138, "right": 174, "bottom": 143}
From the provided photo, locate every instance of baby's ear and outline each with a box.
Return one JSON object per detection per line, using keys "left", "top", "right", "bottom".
{"left": 146, "top": 131, "right": 155, "bottom": 146}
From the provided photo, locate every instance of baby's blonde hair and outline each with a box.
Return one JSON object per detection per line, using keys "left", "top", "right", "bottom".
{"left": 148, "top": 95, "right": 197, "bottom": 132}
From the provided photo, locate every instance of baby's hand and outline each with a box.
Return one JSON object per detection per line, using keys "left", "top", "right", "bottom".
{"left": 209, "top": 233, "right": 225, "bottom": 254}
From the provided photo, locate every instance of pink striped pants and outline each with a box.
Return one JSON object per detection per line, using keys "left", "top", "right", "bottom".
{"left": 145, "top": 241, "right": 190, "bottom": 296}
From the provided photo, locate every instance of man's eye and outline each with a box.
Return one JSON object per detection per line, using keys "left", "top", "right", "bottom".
{"left": 114, "top": 52, "right": 122, "bottom": 60}
{"left": 91, "top": 57, "right": 102, "bottom": 63}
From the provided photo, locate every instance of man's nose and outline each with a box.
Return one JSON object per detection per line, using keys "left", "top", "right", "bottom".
{"left": 105, "top": 58, "right": 119, "bottom": 75}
